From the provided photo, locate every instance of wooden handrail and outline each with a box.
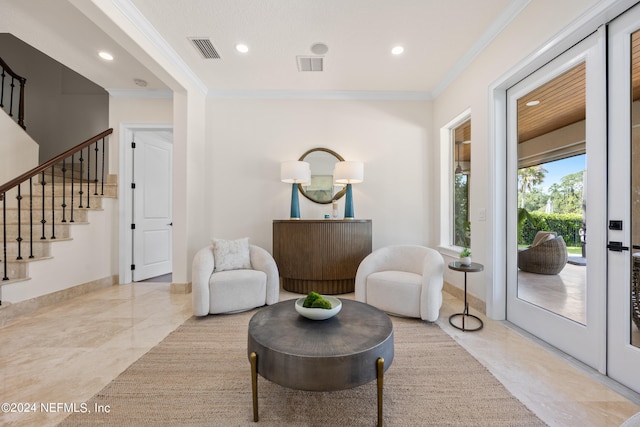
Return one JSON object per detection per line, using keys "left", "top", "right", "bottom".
{"left": 0, "top": 128, "right": 113, "bottom": 198}
{"left": 0, "top": 57, "right": 26, "bottom": 83}
{"left": 0, "top": 56, "right": 27, "bottom": 129}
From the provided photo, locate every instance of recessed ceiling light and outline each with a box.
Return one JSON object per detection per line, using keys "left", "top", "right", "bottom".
{"left": 134, "top": 78, "right": 148, "bottom": 87}
{"left": 391, "top": 46, "right": 404, "bottom": 55}
{"left": 526, "top": 100, "right": 540, "bottom": 106}
{"left": 98, "top": 51, "right": 114, "bottom": 61}
{"left": 235, "top": 44, "right": 249, "bottom": 53}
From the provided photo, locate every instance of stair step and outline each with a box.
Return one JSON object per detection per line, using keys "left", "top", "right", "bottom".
{"left": 0, "top": 223, "right": 75, "bottom": 239}
{"left": 0, "top": 276, "right": 30, "bottom": 286}
{"left": 1, "top": 240, "right": 51, "bottom": 258}
{"left": 0, "top": 208, "right": 89, "bottom": 224}
{"left": 0, "top": 256, "right": 53, "bottom": 282}
{"left": 3, "top": 195, "right": 104, "bottom": 210}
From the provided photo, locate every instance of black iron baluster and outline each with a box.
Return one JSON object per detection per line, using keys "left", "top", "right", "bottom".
{"left": 61, "top": 160, "right": 67, "bottom": 223}
{"left": 16, "top": 184, "right": 22, "bottom": 260}
{"left": 2, "top": 192, "right": 8, "bottom": 281}
{"left": 0, "top": 68, "right": 5, "bottom": 108}
{"left": 101, "top": 137, "right": 106, "bottom": 196}
{"left": 40, "top": 171, "right": 46, "bottom": 240}
{"left": 50, "top": 167, "right": 56, "bottom": 240}
{"left": 78, "top": 150, "right": 84, "bottom": 208}
{"left": 28, "top": 177, "right": 33, "bottom": 259}
{"left": 86, "top": 146, "right": 91, "bottom": 208}
{"left": 8, "top": 76, "right": 15, "bottom": 117}
{"left": 70, "top": 154, "right": 75, "bottom": 223}
{"left": 94, "top": 141, "right": 99, "bottom": 195}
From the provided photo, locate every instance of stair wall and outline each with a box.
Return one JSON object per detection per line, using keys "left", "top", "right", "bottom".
{"left": 1, "top": 197, "right": 119, "bottom": 303}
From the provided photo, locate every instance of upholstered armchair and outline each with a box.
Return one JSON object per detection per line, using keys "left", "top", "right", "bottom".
{"left": 192, "top": 239, "right": 279, "bottom": 316}
{"left": 355, "top": 245, "right": 445, "bottom": 322}
{"left": 518, "top": 231, "right": 568, "bottom": 275}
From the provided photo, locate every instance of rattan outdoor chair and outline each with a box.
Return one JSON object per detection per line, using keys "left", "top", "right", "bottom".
{"left": 518, "top": 234, "right": 568, "bottom": 275}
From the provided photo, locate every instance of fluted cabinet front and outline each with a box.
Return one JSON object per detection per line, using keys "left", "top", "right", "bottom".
{"left": 272, "top": 220, "right": 372, "bottom": 294}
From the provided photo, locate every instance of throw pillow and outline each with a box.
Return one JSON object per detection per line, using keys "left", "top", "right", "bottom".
{"left": 531, "top": 231, "right": 557, "bottom": 247}
{"left": 212, "top": 237, "right": 251, "bottom": 272}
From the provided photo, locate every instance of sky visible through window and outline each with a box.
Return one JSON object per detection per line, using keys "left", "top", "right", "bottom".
{"left": 540, "top": 154, "right": 585, "bottom": 191}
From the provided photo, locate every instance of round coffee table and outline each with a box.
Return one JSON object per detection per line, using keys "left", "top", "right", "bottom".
{"left": 247, "top": 298, "right": 394, "bottom": 426}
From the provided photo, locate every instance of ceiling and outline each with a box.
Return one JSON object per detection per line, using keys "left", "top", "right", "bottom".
{"left": 0, "top": 0, "right": 521, "bottom": 95}
{"left": 7, "top": 0, "right": 635, "bottom": 148}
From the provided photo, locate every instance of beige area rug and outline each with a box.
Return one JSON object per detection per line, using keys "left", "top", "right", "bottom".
{"left": 60, "top": 309, "right": 545, "bottom": 426}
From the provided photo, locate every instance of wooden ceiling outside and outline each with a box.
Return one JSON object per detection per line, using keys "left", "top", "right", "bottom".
{"left": 517, "top": 62, "right": 585, "bottom": 143}
{"left": 517, "top": 30, "right": 640, "bottom": 144}
{"left": 454, "top": 119, "right": 471, "bottom": 162}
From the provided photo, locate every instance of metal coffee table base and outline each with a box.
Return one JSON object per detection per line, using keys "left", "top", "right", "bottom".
{"left": 250, "top": 353, "right": 387, "bottom": 426}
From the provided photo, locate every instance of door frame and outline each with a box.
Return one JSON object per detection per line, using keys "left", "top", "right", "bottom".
{"left": 486, "top": 0, "right": 638, "bottom": 320}
{"left": 606, "top": 2, "right": 640, "bottom": 393}
{"left": 505, "top": 30, "right": 607, "bottom": 372}
{"left": 118, "top": 122, "right": 173, "bottom": 284}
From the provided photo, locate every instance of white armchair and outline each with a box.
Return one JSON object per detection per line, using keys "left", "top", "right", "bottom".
{"left": 355, "top": 245, "right": 444, "bottom": 322}
{"left": 192, "top": 244, "right": 279, "bottom": 316}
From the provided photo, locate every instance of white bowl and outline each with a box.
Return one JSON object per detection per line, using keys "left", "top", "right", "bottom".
{"left": 295, "top": 296, "right": 342, "bottom": 320}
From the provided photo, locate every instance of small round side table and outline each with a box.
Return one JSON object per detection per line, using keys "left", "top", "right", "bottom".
{"left": 448, "top": 261, "right": 484, "bottom": 332}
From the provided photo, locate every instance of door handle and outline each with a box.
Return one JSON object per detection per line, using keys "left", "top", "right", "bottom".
{"left": 607, "top": 241, "right": 629, "bottom": 251}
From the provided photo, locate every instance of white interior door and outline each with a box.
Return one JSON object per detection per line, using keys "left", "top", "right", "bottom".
{"left": 132, "top": 130, "right": 173, "bottom": 281}
{"left": 607, "top": 3, "right": 640, "bottom": 394}
{"left": 506, "top": 29, "right": 607, "bottom": 371}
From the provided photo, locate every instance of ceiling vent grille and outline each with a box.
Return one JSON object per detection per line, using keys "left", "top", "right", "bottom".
{"left": 189, "top": 38, "right": 221, "bottom": 59}
{"left": 297, "top": 56, "right": 323, "bottom": 72}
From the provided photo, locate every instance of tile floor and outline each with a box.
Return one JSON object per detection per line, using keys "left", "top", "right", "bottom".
{"left": 0, "top": 281, "right": 639, "bottom": 427}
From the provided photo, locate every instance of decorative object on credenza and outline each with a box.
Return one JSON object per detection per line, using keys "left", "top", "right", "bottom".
{"left": 459, "top": 248, "right": 472, "bottom": 266}
{"left": 333, "top": 161, "right": 364, "bottom": 219}
{"left": 281, "top": 160, "right": 310, "bottom": 219}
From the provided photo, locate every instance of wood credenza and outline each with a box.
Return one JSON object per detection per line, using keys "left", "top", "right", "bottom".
{"left": 273, "top": 219, "right": 372, "bottom": 294}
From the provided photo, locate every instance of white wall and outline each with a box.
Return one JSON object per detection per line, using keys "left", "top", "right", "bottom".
{"left": 0, "top": 34, "right": 108, "bottom": 162}
{"left": 108, "top": 95, "right": 173, "bottom": 174}
{"left": 0, "top": 110, "right": 38, "bottom": 187}
{"left": 432, "top": 0, "right": 599, "bottom": 307}
{"left": 205, "top": 98, "right": 433, "bottom": 253}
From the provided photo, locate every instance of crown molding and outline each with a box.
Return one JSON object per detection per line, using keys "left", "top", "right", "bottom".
{"left": 207, "top": 90, "right": 432, "bottom": 101}
{"left": 111, "top": 0, "right": 207, "bottom": 95}
{"left": 431, "top": 0, "right": 531, "bottom": 98}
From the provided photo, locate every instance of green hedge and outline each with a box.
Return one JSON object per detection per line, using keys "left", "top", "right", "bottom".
{"left": 521, "top": 212, "right": 583, "bottom": 246}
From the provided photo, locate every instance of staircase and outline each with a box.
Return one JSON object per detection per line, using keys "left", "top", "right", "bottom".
{"left": 1, "top": 128, "right": 114, "bottom": 305}
{"left": 1, "top": 172, "right": 117, "bottom": 285}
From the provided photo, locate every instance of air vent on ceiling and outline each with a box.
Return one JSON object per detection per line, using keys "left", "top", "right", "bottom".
{"left": 189, "top": 37, "right": 221, "bottom": 59}
{"left": 297, "top": 56, "right": 323, "bottom": 72}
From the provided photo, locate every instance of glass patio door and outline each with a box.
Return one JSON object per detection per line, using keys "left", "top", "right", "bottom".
{"left": 607, "top": 3, "right": 640, "bottom": 394}
{"left": 506, "top": 29, "right": 607, "bottom": 372}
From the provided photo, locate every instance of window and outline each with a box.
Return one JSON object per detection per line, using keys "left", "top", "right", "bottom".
{"left": 452, "top": 119, "right": 471, "bottom": 248}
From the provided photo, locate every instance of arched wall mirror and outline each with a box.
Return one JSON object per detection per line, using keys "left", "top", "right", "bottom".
{"left": 298, "top": 148, "right": 347, "bottom": 204}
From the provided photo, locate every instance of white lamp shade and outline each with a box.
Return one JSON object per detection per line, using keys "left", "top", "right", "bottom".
{"left": 281, "top": 160, "right": 310, "bottom": 184}
{"left": 334, "top": 161, "right": 364, "bottom": 184}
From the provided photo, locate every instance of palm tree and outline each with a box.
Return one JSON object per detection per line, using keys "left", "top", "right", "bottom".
{"left": 518, "top": 166, "right": 547, "bottom": 209}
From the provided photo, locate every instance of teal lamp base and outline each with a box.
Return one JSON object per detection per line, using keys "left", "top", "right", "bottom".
{"left": 290, "top": 183, "right": 301, "bottom": 219}
{"left": 344, "top": 184, "right": 355, "bottom": 219}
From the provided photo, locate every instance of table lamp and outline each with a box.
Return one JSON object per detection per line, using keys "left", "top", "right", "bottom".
{"left": 333, "top": 161, "right": 364, "bottom": 219}
{"left": 281, "top": 160, "right": 310, "bottom": 219}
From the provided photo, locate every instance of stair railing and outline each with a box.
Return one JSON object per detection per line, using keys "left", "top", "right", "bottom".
{"left": 0, "top": 128, "right": 113, "bottom": 287}
{"left": 0, "top": 56, "right": 27, "bottom": 129}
